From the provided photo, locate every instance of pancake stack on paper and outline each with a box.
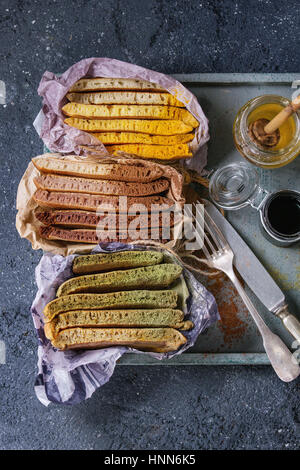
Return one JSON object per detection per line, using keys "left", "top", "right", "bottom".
{"left": 63, "top": 77, "right": 199, "bottom": 161}
{"left": 44, "top": 251, "right": 193, "bottom": 352}
{"left": 31, "top": 154, "right": 179, "bottom": 245}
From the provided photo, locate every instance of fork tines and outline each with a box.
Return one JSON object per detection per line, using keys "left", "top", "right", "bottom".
{"left": 191, "top": 202, "right": 230, "bottom": 258}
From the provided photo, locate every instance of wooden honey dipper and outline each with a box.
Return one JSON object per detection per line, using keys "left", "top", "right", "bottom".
{"left": 248, "top": 95, "right": 300, "bottom": 148}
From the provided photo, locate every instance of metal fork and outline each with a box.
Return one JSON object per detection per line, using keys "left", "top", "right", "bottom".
{"left": 189, "top": 203, "right": 300, "bottom": 382}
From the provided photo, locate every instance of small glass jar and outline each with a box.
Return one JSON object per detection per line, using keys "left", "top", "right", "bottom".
{"left": 233, "top": 94, "right": 300, "bottom": 168}
{"left": 209, "top": 162, "right": 300, "bottom": 247}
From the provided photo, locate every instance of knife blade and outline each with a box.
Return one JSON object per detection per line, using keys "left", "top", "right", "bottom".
{"left": 203, "top": 199, "right": 300, "bottom": 344}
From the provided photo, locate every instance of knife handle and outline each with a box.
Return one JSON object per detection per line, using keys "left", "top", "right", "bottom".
{"left": 275, "top": 305, "right": 300, "bottom": 345}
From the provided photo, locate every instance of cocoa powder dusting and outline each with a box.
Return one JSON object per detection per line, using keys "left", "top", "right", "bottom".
{"left": 206, "top": 273, "right": 248, "bottom": 346}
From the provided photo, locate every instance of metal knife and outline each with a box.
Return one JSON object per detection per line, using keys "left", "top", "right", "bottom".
{"left": 203, "top": 199, "right": 300, "bottom": 345}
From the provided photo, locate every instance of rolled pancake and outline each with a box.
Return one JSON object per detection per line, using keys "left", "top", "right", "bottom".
{"left": 51, "top": 327, "right": 187, "bottom": 352}
{"left": 44, "top": 309, "right": 193, "bottom": 340}
{"left": 73, "top": 250, "right": 163, "bottom": 274}
{"left": 56, "top": 264, "right": 182, "bottom": 296}
{"left": 43, "top": 290, "right": 178, "bottom": 322}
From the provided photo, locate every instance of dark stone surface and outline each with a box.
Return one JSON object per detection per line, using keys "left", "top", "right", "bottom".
{"left": 0, "top": 0, "right": 299, "bottom": 450}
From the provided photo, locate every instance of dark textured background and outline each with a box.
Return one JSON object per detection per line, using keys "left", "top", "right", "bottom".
{"left": 0, "top": 0, "right": 299, "bottom": 450}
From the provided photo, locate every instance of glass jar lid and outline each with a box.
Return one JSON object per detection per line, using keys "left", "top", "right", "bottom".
{"left": 209, "top": 162, "right": 260, "bottom": 210}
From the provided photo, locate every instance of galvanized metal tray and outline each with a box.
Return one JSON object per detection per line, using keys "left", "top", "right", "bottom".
{"left": 118, "top": 73, "right": 300, "bottom": 365}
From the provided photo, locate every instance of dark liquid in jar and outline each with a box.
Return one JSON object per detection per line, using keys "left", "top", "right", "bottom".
{"left": 266, "top": 192, "right": 300, "bottom": 236}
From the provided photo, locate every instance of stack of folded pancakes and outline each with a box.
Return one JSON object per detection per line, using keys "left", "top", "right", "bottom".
{"left": 32, "top": 154, "right": 178, "bottom": 244}
{"left": 44, "top": 250, "right": 193, "bottom": 352}
{"left": 63, "top": 77, "right": 199, "bottom": 160}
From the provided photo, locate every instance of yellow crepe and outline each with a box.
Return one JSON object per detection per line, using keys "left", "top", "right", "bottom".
{"left": 64, "top": 118, "right": 193, "bottom": 135}
{"left": 92, "top": 132, "right": 194, "bottom": 145}
{"left": 62, "top": 103, "right": 199, "bottom": 128}
{"left": 107, "top": 143, "right": 192, "bottom": 160}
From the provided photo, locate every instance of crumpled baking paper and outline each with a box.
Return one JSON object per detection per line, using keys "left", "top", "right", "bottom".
{"left": 34, "top": 57, "right": 210, "bottom": 173}
{"left": 31, "top": 243, "right": 219, "bottom": 406}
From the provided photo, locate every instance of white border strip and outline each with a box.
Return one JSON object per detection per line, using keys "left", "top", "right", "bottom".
{"left": 0, "top": 340, "right": 6, "bottom": 364}
{"left": 0, "top": 81, "right": 6, "bottom": 105}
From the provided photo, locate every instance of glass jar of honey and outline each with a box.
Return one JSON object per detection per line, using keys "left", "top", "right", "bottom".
{"left": 233, "top": 95, "right": 300, "bottom": 168}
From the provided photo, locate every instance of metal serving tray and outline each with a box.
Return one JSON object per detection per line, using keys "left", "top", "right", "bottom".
{"left": 118, "top": 73, "right": 300, "bottom": 365}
